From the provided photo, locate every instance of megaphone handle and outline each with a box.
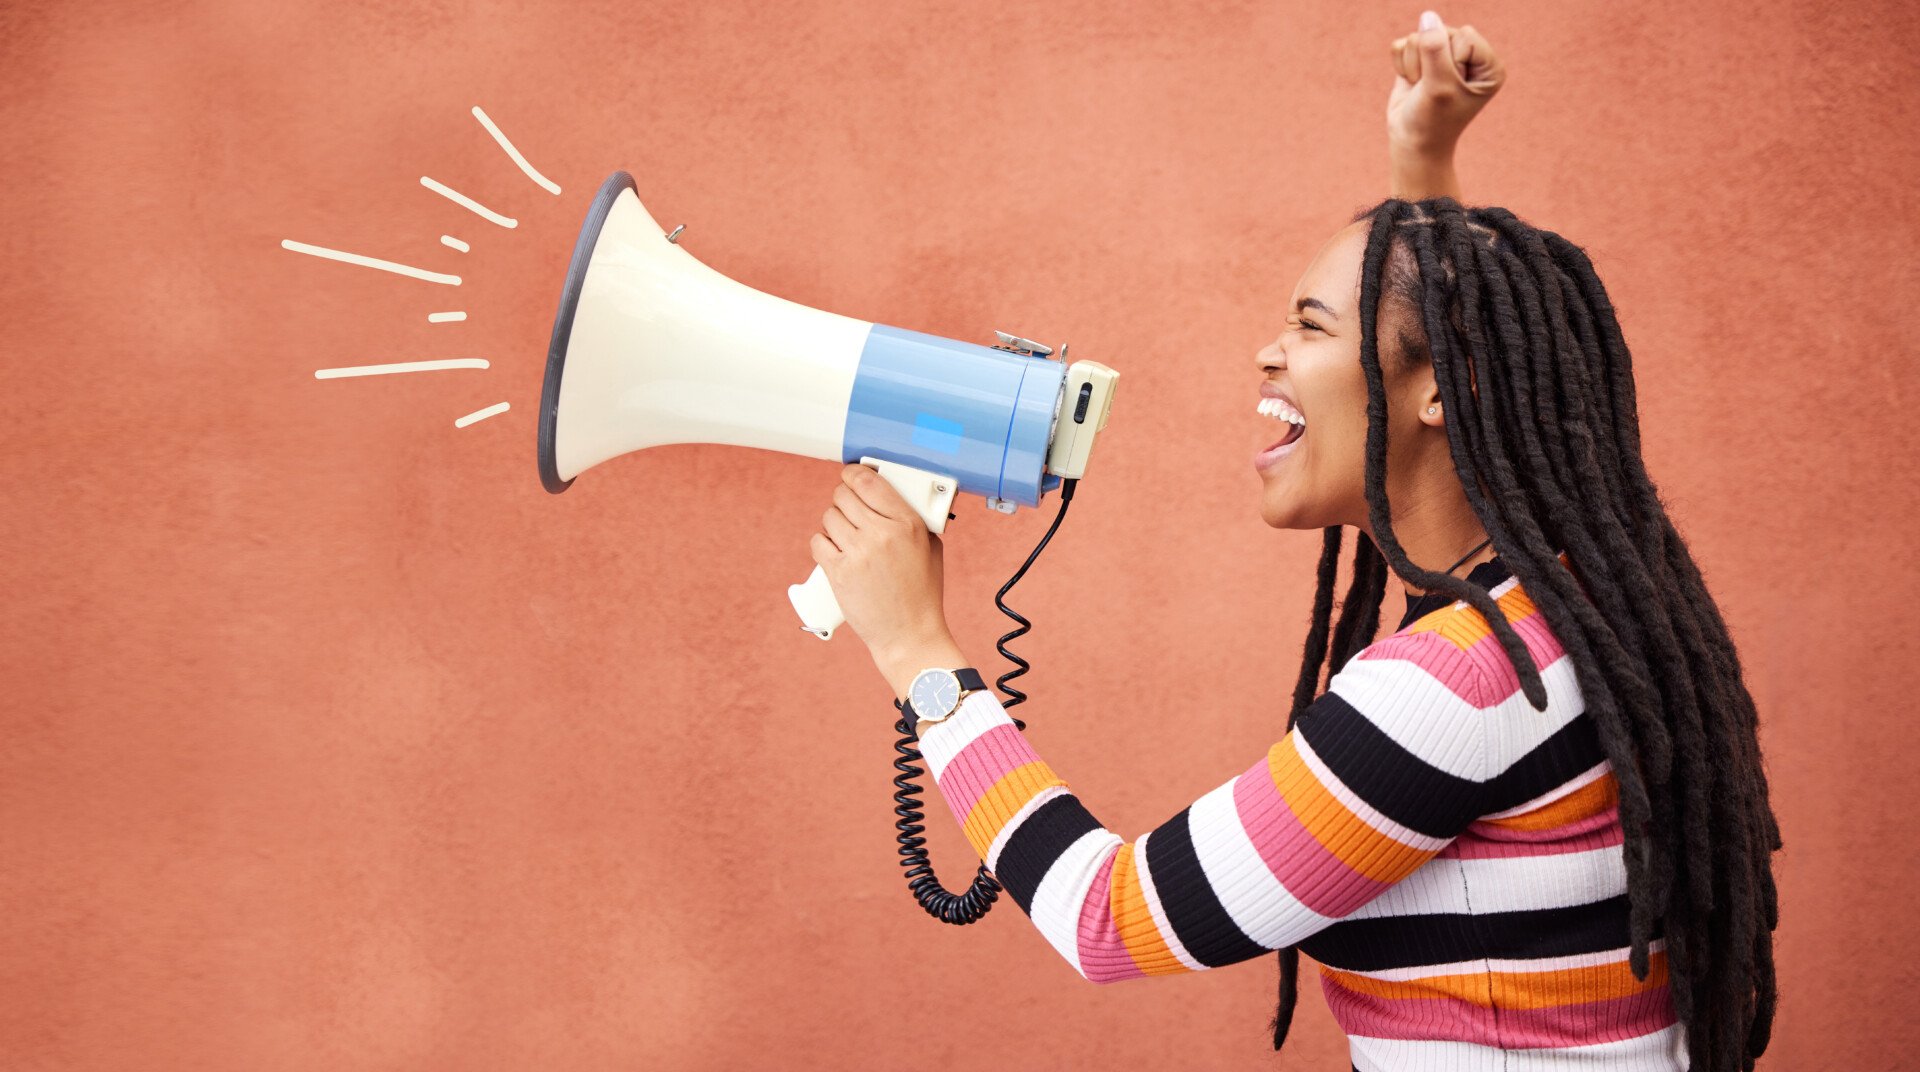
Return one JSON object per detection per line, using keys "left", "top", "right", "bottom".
{"left": 788, "top": 565, "right": 846, "bottom": 641}
{"left": 788, "top": 458, "right": 960, "bottom": 641}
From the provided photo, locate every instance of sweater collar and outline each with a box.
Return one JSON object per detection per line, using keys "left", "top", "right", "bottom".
{"left": 1396, "top": 553, "right": 1515, "bottom": 632}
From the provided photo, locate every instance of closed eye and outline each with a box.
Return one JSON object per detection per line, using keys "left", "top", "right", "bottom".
{"left": 1289, "top": 316, "right": 1326, "bottom": 334}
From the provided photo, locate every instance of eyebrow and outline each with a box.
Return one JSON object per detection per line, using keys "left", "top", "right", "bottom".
{"left": 1295, "top": 297, "right": 1339, "bottom": 320}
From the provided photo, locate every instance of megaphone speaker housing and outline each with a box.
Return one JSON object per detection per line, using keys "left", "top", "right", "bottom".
{"left": 539, "top": 170, "right": 1108, "bottom": 510}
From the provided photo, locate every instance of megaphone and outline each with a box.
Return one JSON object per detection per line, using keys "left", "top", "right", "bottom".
{"left": 538, "top": 171, "right": 1118, "bottom": 640}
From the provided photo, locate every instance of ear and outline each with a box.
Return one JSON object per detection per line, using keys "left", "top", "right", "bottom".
{"left": 1414, "top": 374, "right": 1446, "bottom": 430}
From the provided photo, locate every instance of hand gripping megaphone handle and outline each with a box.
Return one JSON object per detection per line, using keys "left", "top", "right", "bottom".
{"left": 789, "top": 457, "right": 961, "bottom": 640}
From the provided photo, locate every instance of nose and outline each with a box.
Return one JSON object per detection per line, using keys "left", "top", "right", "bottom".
{"left": 1255, "top": 335, "right": 1285, "bottom": 373}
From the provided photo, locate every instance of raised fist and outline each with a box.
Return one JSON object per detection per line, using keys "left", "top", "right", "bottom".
{"left": 1387, "top": 11, "right": 1505, "bottom": 154}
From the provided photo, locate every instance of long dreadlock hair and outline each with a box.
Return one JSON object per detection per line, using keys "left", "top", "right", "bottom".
{"left": 1266, "top": 198, "right": 1782, "bottom": 1072}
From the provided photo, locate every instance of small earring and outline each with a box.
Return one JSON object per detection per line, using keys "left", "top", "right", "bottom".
{"left": 1427, "top": 406, "right": 1438, "bottom": 414}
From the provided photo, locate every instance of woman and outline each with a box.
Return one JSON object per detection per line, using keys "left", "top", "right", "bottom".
{"left": 808, "top": 13, "right": 1780, "bottom": 1071}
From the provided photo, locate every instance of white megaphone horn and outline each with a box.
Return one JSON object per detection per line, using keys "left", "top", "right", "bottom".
{"left": 538, "top": 171, "right": 1119, "bottom": 640}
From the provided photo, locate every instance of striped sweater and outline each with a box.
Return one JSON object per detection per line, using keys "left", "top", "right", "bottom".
{"left": 917, "top": 553, "right": 1689, "bottom": 1071}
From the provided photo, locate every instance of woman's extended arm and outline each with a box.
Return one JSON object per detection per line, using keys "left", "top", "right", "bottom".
{"left": 877, "top": 621, "right": 1583, "bottom": 983}
{"left": 1386, "top": 13, "right": 1506, "bottom": 201}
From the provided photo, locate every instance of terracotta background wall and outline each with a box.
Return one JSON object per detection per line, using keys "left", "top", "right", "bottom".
{"left": 6, "top": 0, "right": 1915, "bottom": 1067}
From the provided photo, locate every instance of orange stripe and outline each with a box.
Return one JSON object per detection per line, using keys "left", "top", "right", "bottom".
{"left": 1322, "top": 948, "right": 1668, "bottom": 1009}
{"left": 959, "top": 761, "right": 1067, "bottom": 859}
{"left": 1483, "top": 770, "right": 1620, "bottom": 832}
{"left": 1403, "top": 550, "right": 1573, "bottom": 648}
{"left": 1268, "top": 737, "right": 1434, "bottom": 883}
{"left": 1107, "top": 843, "right": 1190, "bottom": 976}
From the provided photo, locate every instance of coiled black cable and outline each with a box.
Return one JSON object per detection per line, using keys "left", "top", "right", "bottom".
{"left": 891, "top": 476, "right": 1079, "bottom": 924}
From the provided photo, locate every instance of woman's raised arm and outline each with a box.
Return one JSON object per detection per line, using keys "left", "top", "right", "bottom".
{"left": 1387, "top": 12, "right": 1506, "bottom": 201}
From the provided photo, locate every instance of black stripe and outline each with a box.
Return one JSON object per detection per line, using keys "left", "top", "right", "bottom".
{"left": 1142, "top": 808, "right": 1269, "bottom": 967}
{"left": 1397, "top": 555, "right": 1513, "bottom": 630}
{"left": 1296, "top": 692, "right": 1486, "bottom": 839}
{"left": 993, "top": 794, "right": 1101, "bottom": 914}
{"left": 1483, "top": 712, "right": 1606, "bottom": 814}
{"left": 1295, "top": 893, "right": 1658, "bottom": 972}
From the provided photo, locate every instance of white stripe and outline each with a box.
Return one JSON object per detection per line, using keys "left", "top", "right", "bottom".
{"left": 440, "top": 235, "right": 470, "bottom": 252}
{"left": 1345, "top": 840, "right": 1626, "bottom": 919}
{"left": 983, "top": 785, "right": 1071, "bottom": 872}
{"left": 1482, "top": 759, "right": 1610, "bottom": 819}
{"left": 471, "top": 105, "right": 563, "bottom": 195}
{"left": 280, "top": 239, "right": 461, "bottom": 285}
{"left": 1350, "top": 1021, "right": 1688, "bottom": 1072}
{"left": 917, "top": 690, "right": 1011, "bottom": 780}
{"left": 1330, "top": 648, "right": 1586, "bottom": 774}
{"left": 1479, "top": 654, "right": 1586, "bottom": 767}
{"left": 1025, "top": 828, "right": 1123, "bottom": 976}
{"left": 1487, "top": 937, "right": 1664, "bottom": 974}
{"left": 1185, "top": 776, "right": 1333, "bottom": 949}
{"left": 1325, "top": 652, "right": 1491, "bottom": 779}
{"left": 1292, "top": 732, "right": 1450, "bottom": 852}
{"left": 427, "top": 311, "right": 467, "bottom": 323}
{"left": 453, "top": 401, "right": 509, "bottom": 428}
{"left": 314, "top": 358, "right": 488, "bottom": 379}
{"left": 420, "top": 176, "right": 518, "bottom": 228}
{"left": 1332, "top": 938, "right": 1665, "bottom": 983}
{"left": 1132, "top": 830, "right": 1206, "bottom": 972}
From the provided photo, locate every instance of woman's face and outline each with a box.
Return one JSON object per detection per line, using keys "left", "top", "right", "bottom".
{"left": 1252, "top": 221, "right": 1437, "bottom": 532}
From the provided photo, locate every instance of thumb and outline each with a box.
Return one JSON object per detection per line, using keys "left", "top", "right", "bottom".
{"left": 1415, "top": 10, "right": 1464, "bottom": 90}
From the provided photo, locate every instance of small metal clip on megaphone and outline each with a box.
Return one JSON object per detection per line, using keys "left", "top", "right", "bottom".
{"left": 536, "top": 171, "right": 1119, "bottom": 636}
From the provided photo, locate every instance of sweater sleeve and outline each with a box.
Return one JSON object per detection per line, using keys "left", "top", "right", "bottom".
{"left": 914, "top": 629, "right": 1496, "bottom": 983}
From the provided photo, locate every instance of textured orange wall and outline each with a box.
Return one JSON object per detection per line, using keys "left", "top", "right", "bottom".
{"left": 5, "top": 0, "right": 1916, "bottom": 1067}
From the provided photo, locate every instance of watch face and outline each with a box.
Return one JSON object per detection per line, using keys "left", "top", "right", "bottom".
{"left": 910, "top": 669, "right": 961, "bottom": 722}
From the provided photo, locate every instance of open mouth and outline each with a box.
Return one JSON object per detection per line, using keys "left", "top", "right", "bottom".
{"left": 1266, "top": 421, "right": 1304, "bottom": 451}
{"left": 1254, "top": 392, "right": 1306, "bottom": 472}
{"left": 1254, "top": 421, "right": 1305, "bottom": 472}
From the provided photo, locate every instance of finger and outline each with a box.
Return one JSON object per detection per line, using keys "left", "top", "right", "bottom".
{"left": 821, "top": 504, "right": 856, "bottom": 552}
{"left": 1451, "top": 24, "right": 1504, "bottom": 93}
{"left": 809, "top": 531, "right": 839, "bottom": 566}
{"left": 842, "top": 463, "right": 909, "bottom": 522}
{"left": 1415, "top": 10, "right": 1465, "bottom": 91}
{"left": 1392, "top": 36, "right": 1419, "bottom": 84}
{"left": 833, "top": 481, "right": 883, "bottom": 528}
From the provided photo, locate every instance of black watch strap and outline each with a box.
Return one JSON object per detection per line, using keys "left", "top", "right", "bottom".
{"left": 897, "top": 666, "right": 988, "bottom": 733}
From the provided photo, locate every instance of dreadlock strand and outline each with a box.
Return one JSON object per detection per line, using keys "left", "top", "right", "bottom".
{"left": 1329, "top": 532, "right": 1387, "bottom": 670}
{"left": 1424, "top": 202, "right": 1675, "bottom": 969}
{"left": 1288, "top": 526, "right": 1345, "bottom": 722}
{"left": 1356, "top": 203, "right": 1549, "bottom": 713}
{"left": 1476, "top": 208, "right": 1726, "bottom": 932}
{"left": 1271, "top": 524, "right": 1346, "bottom": 1050}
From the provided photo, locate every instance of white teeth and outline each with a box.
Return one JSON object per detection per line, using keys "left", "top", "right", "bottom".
{"left": 1256, "top": 396, "right": 1306, "bottom": 425}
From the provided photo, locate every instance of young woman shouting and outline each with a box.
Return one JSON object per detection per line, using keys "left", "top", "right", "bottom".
{"left": 807, "top": 13, "right": 1779, "bottom": 1071}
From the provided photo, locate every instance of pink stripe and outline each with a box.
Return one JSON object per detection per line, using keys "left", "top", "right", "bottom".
{"left": 1232, "top": 752, "right": 1389, "bottom": 917}
{"left": 1376, "top": 601, "right": 1571, "bottom": 710}
{"left": 1356, "top": 631, "right": 1486, "bottom": 704}
{"left": 1320, "top": 972, "right": 1676, "bottom": 1048}
{"left": 1074, "top": 850, "right": 1145, "bottom": 983}
{"left": 1320, "top": 974, "right": 1501, "bottom": 1044}
{"left": 934, "top": 724, "right": 1040, "bottom": 820}
{"left": 1495, "top": 987, "right": 1679, "bottom": 1048}
{"left": 1439, "top": 810, "right": 1624, "bottom": 860}
{"left": 1466, "top": 612, "right": 1568, "bottom": 703}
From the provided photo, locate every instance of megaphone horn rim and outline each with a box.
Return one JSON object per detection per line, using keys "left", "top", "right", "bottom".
{"left": 538, "top": 169, "right": 639, "bottom": 494}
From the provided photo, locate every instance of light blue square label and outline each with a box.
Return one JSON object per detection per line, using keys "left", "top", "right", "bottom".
{"left": 911, "top": 413, "right": 964, "bottom": 454}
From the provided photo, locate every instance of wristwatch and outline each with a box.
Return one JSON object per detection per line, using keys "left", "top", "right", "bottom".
{"left": 898, "top": 666, "right": 988, "bottom": 733}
